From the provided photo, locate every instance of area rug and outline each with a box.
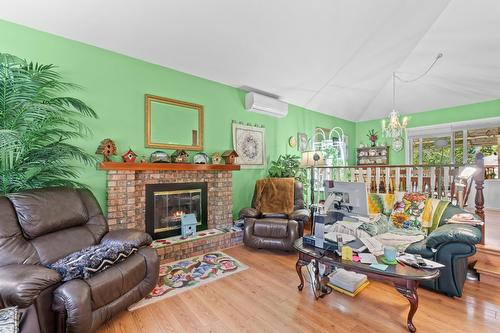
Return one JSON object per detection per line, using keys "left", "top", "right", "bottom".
{"left": 150, "top": 228, "right": 225, "bottom": 249}
{"left": 128, "top": 251, "right": 248, "bottom": 311}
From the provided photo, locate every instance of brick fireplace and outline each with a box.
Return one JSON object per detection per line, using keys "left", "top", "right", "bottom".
{"left": 100, "top": 162, "right": 242, "bottom": 262}
{"left": 145, "top": 182, "right": 208, "bottom": 239}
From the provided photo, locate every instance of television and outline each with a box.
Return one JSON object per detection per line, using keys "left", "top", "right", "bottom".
{"left": 323, "top": 181, "right": 368, "bottom": 216}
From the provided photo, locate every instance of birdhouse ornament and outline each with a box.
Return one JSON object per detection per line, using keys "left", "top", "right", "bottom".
{"left": 122, "top": 149, "right": 137, "bottom": 163}
{"left": 222, "top": 150, "right": 238, "bottom": 165}
{"left": 211, "top": 152, "right": 222, "bottom": 165}
{"left": 95, "top": 138, "right": 117, "bottom": 162}
{"left": 181, "top": 213, "right": 197, "bottom": 238}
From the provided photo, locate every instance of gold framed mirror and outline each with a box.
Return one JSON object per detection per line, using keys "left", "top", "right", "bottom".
{"left": 145, "top": 94, "right": 204, "bottom": 151}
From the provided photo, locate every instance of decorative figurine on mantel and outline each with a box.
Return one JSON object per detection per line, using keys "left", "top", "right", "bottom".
{"left": 122, "top": 149, "right": 137, "bottom": 163}
{"left": 211, "top": 152, "right": 222, "bottom": 165}
{"left": 150, "top": 150, "right": 170, "bottom": 163}
{"left": 193, "top": 152, "right": 209, "bottom": 164}
{"left": 171, "top": 149, "right": 189, "bottom": 163}
{"left": 95, "top": 138, "right": 117, "bottom": 162}
{"left": 367, "top": 129, "right": 379, "bottom": 147}
{"left": 222, "top": 150, "right": 238, "bottom": 165}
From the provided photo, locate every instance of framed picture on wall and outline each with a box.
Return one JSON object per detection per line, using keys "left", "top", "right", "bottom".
{"left": 297, "top": 133, "right": 308, "bottom": 152}
{"left": 232, "top": 122, "right": 266, "bottom": 169}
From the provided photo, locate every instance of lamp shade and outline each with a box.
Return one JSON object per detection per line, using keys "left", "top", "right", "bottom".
{"left": 300, "top": 150, "right": 325, "bottom": 167}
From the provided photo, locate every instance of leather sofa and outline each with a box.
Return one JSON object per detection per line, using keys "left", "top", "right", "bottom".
{"left": 0, "top": 187, "right": 160, "bottom": 333}
{"left": 240, "top": 181, "right": 309, "bottom": 251}
{"left": 405, "top": 205, "right": 482, "bottom": 297}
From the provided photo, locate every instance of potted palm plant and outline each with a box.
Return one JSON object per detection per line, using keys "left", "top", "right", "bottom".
{"left": 0, "top": 53, "right": 97, "bottom": 194}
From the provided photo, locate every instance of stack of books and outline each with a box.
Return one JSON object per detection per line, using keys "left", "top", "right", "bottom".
{"left": 327, "top": 269, "right": 369, "bottom": 297}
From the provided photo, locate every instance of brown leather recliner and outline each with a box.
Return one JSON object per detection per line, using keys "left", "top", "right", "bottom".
{"left": 239, "top": 181, "right": 309, "bottom": 251}
{"left": 0, "top": 187, "right": 159, "bottom": 333}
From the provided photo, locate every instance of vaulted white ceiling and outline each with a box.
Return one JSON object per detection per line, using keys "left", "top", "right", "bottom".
{"left": 2, "top": 0, "right": 500, "bottom": 121}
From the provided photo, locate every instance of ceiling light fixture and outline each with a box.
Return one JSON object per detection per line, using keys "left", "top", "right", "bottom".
{"left": 382, "top": 53, "right": 443, "bottom": 141}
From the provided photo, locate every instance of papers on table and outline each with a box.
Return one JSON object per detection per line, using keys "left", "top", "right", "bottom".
{"left": 359, "top": 237, "right": 384, "bottom": 256}
{"left": 397, "top": 254, "right": 445, "bottom": 269}
{"left": 358, "top": 253, "right": 378, "bottom": 264}
{"left": 325, "top": 232, "right": 356, "bottom": 244}
{"left": 369, "top": 263, "right": 388, "bottom": 271}
{"left": 333, "top": 220, "right": 364, "bottom": 232}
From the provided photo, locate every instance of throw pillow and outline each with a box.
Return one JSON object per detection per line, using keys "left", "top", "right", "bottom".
{"left": 0, "top": 307, "right": 19, "bottom": 333}
{"left": 390, "top": 192, "right": 429, "bottom": 231}
{"left": 423, "top": 199, "right": 449, "bottom": 234}
{"left": 48, "top": 242, "right": 138, "bottom": 282}
{"left": 368, "top": 193, "right": 396, "bottom": 216}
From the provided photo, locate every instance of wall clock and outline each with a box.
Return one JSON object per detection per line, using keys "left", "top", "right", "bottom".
{"left": 392, "top": 137, "right": 404, "bottom": 152}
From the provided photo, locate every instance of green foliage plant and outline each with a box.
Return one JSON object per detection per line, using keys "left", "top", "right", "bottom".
{"left": 0, "top": 53, "right": 97, "bottom": 194}
{"left": 268, "top": 154, "right": 306, "bottom": 185}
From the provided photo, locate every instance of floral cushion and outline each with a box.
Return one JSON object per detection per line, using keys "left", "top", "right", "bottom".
{"left": 390, "top": 192, "right": 429, "bottom": 231}
{"left": 389, "top": 192, "right": 449, "bottom": 234}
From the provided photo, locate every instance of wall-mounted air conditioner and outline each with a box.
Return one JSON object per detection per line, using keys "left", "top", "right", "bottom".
{"left": 245, "top": 92, "right": 288, "bottom": 118}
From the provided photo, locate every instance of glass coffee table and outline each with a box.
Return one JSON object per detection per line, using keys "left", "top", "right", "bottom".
{"left": 294, "top": 238, "right": 440, "bottom": 332}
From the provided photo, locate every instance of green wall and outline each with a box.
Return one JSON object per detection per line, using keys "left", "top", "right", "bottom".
{"left": 0, "top": 19, "right": 355, "bottom": 216}
{"left": 355, "top": 99, "right": 500, "bottom": 164}
{"left": 3, "top": 18, "right": 499, "bottom": 217}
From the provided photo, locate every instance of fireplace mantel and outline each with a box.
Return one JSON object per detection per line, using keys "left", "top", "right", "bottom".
{"left": 99, "top": 162, "right": 240, "bottom": 171}
{"left": 101, "top": 162, "right": 242, "bottom": 261}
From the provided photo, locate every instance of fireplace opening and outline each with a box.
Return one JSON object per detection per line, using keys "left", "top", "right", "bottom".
{"left": 145, "top": 182, "right": 208, "bottom": 239}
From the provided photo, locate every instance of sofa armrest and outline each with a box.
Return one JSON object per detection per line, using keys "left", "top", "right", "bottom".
{"left": 426, "top": 224, "right": 482, "bottom": 249}
{"left": 52, "top": 279, "right": 92, "bottom": 333}
{"left": 289, "top": 209, "right": 310, "bottom": 223}
{"left": 0, "top": 264, "right": 61, "bottom": 308}
{"left": 239, "top": 207, "right": 261, "bottom": 219}
{"left": 101, "top": 229, "right": 152, "bottom": 248}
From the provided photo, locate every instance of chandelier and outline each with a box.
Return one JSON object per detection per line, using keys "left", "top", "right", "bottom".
{"left": 382, "top": 73, "right": 409, "bottom": 139}
{"left": 382, "top": 53, "right": 443, "bottom": 140}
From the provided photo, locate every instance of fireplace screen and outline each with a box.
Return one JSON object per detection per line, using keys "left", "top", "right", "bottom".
{"left": 146, "top": 183, "right": 208, "bottom": 239}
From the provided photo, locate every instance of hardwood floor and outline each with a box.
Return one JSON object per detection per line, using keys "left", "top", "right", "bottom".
{"left": 97, "top": 246, "right": 500, "bottom": 333}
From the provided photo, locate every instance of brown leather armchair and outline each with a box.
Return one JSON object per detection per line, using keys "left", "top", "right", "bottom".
{"left": 239, "top": 181, "right": 309, "bottom": 251}
{"left": 0, "top": 187, "right": 159, "bottom": 333}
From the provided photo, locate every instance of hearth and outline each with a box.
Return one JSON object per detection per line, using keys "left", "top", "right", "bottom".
{"left": 145, "top": 182, "right": 208, "bottom": 239}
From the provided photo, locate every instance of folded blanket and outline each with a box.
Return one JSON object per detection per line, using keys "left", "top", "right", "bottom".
{"left": 374, "top": 232, "right": 425, "bottom": 252}
{"left": 254, "top": 178, "right": 295, "bottom": 215}
{"left": 327, "top": 214, "right": 426, "bottom": 252}
{"left": 325, "top": 222, "right": 371, "bottom": 240}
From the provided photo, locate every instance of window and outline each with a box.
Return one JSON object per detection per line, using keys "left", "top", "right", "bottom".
{"left": 411, "top": 136, "right": 452, "bottom": 165}
{"left": 407, "top": 120, "right": 499, "bottom": 179}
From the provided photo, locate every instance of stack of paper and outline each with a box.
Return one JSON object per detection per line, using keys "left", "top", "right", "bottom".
{"left": 328, "top": 268, "right": 368, "bottom": 293}
{"left": 358, "top": 253, "right": 378, "bottom": 264}
{"left": 397, "top": 254, "right": 445, "bottom": 269}
{"left": 359, "top": 237, "right": 384, "bottom": 256}
{"left": 325, "top": 232, "right": 356, "bottom": 244}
